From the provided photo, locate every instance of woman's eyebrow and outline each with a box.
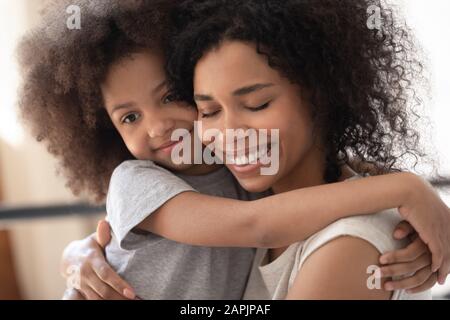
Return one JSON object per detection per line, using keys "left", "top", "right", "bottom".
{"left": 232, "top": 83, "right": 274, "bottom": 96}
{"left": 194, "top": 94, "right": 213, "bottom": 102}
{"left": 194, "top": 83, "right": 274, "bottom": 102}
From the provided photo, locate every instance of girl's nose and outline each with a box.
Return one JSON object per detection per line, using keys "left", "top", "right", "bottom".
{"left": 147, "top": 118, "right": 176, "bottom": 139}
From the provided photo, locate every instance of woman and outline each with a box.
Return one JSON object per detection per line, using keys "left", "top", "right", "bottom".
{"left": 164, "top": 0, "right": 444, "bottom": 299}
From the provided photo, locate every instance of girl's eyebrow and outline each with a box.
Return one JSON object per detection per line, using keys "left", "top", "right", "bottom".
{"left": 152, "top": 80, "right": 167, "bottom": 94}
{"left": 109, "top": 80, "right": 166, "bottom": 115}
{"left": 194, "top": 83, "right": 274, "bottom": 102}
{"left": 110, "top": 102, "right": 136, "bottom": 115}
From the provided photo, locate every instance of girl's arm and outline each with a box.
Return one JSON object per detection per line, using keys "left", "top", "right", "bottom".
{"left": 138, "top": 172, "right": 442, "bottom": 243}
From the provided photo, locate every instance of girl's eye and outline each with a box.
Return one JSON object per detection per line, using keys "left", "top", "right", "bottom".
{"left": 247, "top": 102, "right": 271, "bottom": 112}
{"left": 121, "top": 113, "right": 141, "bottom": 124}
{"left": 201, "top": 110, "right": 220, "bottom": 118}
{"left": 162, "top": 92, "right": 177, "bottom": 104}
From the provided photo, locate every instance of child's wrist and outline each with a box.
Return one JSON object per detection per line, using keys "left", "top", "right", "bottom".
{"left": 397, "top": 172, "right": 423, "bottom": 219}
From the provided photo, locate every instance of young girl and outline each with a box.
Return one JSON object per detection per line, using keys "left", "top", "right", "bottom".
{"left": 18, "top": 0, "right": 449, "bottom": 300}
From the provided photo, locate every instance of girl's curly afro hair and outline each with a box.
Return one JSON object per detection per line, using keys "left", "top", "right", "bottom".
{"left": 166, "top": 0, "right": 426, "bottom": 183}
{"left": 18, "top": 0, "right": 180, "bottom": 203}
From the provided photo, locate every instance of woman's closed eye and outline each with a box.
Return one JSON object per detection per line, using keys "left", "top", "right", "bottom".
{"left": 201, "top": 109, "right": 221, "bottom": 118}
{"left": 201, "top": 101, "right": 271, "bottom": 118}
{"left": 246, "top": 101, "right": 271, "bottom": 112}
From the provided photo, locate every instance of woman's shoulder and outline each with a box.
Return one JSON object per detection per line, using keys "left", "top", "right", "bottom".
{"left": 302, "top": 208, "right": 408, "bottom": 262}
{"left": 288, "top": 210, "right": 431, "bottom": 300}
{"left": 306, "top": 172, "right": 409, "bottom": 254}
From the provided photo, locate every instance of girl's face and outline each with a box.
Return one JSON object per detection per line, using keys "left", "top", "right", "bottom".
{"left": 194, "top": 41, "right": 326, "bottom": 192}
{"left": 102, "top": 50, "right": 202, "bottom": 173}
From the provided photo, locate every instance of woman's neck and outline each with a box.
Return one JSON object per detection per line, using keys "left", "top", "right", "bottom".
{"left": 272, "top": 145, "right": 327, "bottom": 194}
{"left": 267, "top": 146, "right": 357, "bottom": 262}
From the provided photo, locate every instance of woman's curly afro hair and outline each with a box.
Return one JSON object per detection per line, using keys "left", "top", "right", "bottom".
{"left": 18, "top": 0, "right": 179, "bottom": 203}
{"left": 166, "top": 0, "right": 426, "bottom": 183}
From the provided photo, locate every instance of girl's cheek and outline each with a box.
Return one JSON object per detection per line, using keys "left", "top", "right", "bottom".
{"left": 178, "top": 104, "right": 198, "bottom": 121}
{"left": 124, "top": 137, "right": 146, "bottom": 160}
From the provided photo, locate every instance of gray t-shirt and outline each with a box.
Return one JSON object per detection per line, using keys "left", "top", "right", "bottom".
{"left": 105, "top": 160, "right": 270, "bottom": 300}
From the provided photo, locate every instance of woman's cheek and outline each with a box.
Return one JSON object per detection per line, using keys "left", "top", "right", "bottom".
{"left": 197, "top": 121, "right": 213, "bottom": 145}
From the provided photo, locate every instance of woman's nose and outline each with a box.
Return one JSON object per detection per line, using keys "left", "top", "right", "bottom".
{"left": 222, "top": 111, "right": 249, "bottom": 132}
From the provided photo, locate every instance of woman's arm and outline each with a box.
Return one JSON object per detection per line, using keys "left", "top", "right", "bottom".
{"left": 285, "top": 236, "right": 392, "bottom": 300}
{"left": 60, "top": 221, "right": 136, "bottom": 300}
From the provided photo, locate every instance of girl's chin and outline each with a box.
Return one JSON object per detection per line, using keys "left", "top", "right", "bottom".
{"left": 158, "top": 160, "right": 194, "bottom": 172}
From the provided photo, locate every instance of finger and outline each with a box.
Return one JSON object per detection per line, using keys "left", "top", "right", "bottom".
{"left": 81, "top": 286, "right": 103, "bottom": 300}
{"left": 96, "top": 220, "right": 112, "bottom": 249}
{"left": 438, "top": 260, "right": 450, "bottom": 285}
{"left": 92, "top": 260, "right": 135, "bottom": 299}
{"left": 393, "top": 221, "right": 415, "bottom": 240}
{"left": 62, "top": 288, "right": 85, "bottom": 300}
{"left": 87, "top": 276, "right": 129, "bottom": 300}
{"left": 406, "top": 272, "right": 438, "bottom": 294}
{"left": 384, "top": 266, "right": 433, "bottom": 291}
{"left": 380, "top": 238, "right": 427, "bottom": 265}
{"left": 438, "top": 273, "right": 448, "bottom": 285}
{"left": 380, "top": 253, "right": 431, "bottom": 278}
{"left": 430, "top": 242, "right": 444, "bottom": 273}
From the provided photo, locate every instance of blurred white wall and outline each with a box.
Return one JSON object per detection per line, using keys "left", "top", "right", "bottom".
{"left": 397, "top": 0, "right": 450, "bottom": 176}
{"left": 0, "top": 0, "right": 102, "bottom": 300}
{"left": 396, "top": 0, "right": 450, "bottom": 296}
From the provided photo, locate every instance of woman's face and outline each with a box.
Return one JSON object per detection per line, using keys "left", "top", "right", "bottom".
{"left": 194, "top": 41, "right": 325, "bottom": 192}
{"left": 101, "top": 50, "right": 200, "bottom": 173}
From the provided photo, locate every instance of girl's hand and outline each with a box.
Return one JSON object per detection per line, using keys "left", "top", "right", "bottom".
{"left": 395, "top": 175, "right": 450, "bottom": 286}
{"left": 379, "top": 221, "right": 437, "bottom": 293}
{"left": 60, "top": 220, "right": 136, "bottom": 300}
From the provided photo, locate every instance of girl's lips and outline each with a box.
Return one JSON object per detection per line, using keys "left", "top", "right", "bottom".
{"left": 155, "top": 130, "right": 193, "bottom": 155}
{"left": 156, "top": 140, "right": 181, "bottom": 155}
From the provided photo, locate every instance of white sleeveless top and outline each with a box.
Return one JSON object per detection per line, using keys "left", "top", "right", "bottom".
{"left": 243, "top": 207, "right": 432, "bottom": 300}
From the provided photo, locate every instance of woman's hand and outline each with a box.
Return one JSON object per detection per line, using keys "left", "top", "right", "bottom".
{"left": 60, "top": 220, "right": 136, "bottom": 300}
{"left": 393, "top": 174, "right": 450, "bottom": 286}
{"left": 379, "top": 221, "right": 437, "bottom": 293}
{"left": 62, "top": 288, "right": 85, "bottom": 300}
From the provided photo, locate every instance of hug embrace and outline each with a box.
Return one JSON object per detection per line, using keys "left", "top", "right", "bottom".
{"left": 18, "top": 0, "right": 450, "bottom": 300}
